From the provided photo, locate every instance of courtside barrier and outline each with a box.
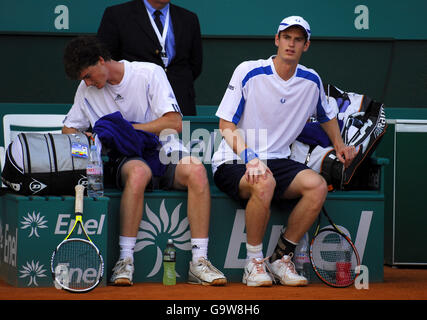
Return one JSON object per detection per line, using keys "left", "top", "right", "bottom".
{"left": 377, "top": 108, "right": 427, "bottom": 266}
{"left": 0, "top": 180, "right": 385, "bottom": 287}
{"left": 0, "top": 194, "right": 108, "bottom": 287}
{"left": 0, "top": 106, "right": 386, "bottom": 286}
{"left": 105, "top": 185, "right": 385, "bottom": 285}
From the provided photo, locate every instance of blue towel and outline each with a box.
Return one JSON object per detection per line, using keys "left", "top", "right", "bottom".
{"left": 297, "top": 96, "right": 350, "bottom": 147}
{"left": 297, "top": 120, "right": 344, "bottom": 148}
{"left": 93, "top": 111, "right": 166, "bottom": 177}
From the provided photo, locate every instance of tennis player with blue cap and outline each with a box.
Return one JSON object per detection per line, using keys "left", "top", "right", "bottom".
{"left": 277, "top": 16, "right": 311, "bottom": 40}
{"left": 212, "top": 16, "right": 358, "bottom": 287}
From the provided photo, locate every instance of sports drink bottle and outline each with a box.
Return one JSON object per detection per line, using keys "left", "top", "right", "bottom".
{"left": 163, "top": 239, "right": 176, "bottom": 285}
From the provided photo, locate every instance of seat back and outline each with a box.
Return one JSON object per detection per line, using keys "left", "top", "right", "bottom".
{"left": 1, "top": 114, "right": 66, "bottom": 186}
{"left": 3, "top": 114, "right": 66, "bottom": 147}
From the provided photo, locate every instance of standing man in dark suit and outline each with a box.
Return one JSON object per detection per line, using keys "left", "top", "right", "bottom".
{"left": 97, "top": 0, "right": 202, "bottom": 115}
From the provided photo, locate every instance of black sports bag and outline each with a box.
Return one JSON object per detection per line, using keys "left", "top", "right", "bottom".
{"left": 290, "top": 85, "right": 387, "bottom": 191}
{"left": 1, "top": 132, "right": 91, "bottom": 196}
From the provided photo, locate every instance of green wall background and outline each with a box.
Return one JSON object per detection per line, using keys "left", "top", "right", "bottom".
{"left": 2, "top": 0, "right": 426, "bottom": 39}
{"left": 0, "top": 35, "right": 425, "bottom": 109}
{"left": 0, "top": 0, "right": 426, "bottom": 109}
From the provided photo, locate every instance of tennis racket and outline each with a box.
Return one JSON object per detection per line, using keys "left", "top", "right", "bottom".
{"left": 51, "top": 184, "right": 104, "bottom": 293}
{"left": 309, "top": 206, "right": 360, "bottom": 288}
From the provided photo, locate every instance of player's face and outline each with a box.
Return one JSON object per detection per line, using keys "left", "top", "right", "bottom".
{"left": 275, "top": 26, "right": 310, "bottom": 64}
{"left": 79, "top": 57, "right": 108, "bottom": 89}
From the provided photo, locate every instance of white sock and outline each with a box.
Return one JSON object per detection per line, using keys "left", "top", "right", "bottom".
{"left": 119, "top": 236, "right": 136, "bottom": 263}
{"left": 191, "top": 238, "right": 209, "bottom": 264}
{"left": 246, "top": 243, "right": 264, "bottom": 262}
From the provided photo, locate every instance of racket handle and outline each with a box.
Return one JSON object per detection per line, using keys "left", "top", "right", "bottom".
{"left": 75, "top": 184, "right": 85, "bottom": 214}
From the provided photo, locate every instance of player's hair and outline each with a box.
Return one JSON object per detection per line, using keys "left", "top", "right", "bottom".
{"left": 63, "top": 36, "right": 112, "bottom": 80}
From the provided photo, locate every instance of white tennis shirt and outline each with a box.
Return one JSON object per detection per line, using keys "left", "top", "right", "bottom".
{"left": 64, "top": 60, "right": 185, "bottom": 155}
{"left": 64, "top": 60, "right": 180, "bottom": 130}
{"left": 212, "top": 56, "right": 336, "bottom": 173}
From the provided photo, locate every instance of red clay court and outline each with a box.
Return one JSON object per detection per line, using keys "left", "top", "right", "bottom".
{"left": 1, "top": 266, "right": 426, "bottom": 300}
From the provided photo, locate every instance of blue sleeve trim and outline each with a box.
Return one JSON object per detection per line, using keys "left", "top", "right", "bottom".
{"left": 296, "top": 68, "right": 330, "bottom": 122}
{"left": 296, "top": 68, "right": 321, "bottom": 89}
{"left": 316, "top": 96, "right": 329, "bottom": 123}
{"left": 232, "top": 95, "right": 246, "bottom": 124}
{"left": 231, "top": 65, "right": 273, "bottom": 125}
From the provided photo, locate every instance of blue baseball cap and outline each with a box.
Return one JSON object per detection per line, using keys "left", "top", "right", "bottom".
{"left": 277, "top": 16, "right": 311, "bottom": 40}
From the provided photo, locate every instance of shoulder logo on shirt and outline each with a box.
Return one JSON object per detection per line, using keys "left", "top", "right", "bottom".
{"left": 227, "top": 84, "right": 235, "bottom": 91}
{"left": 168, "top": 92, "right": 176, "bottom": 100}
{"left": 115, "top": 94, "right": 124, "bottom": 102}
{"left": 280, "top": 98, "right": 286, "bottom": 104}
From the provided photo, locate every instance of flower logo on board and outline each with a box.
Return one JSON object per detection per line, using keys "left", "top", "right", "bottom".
{"left": 135, "top": 200, "right": 191, "bottom": 277}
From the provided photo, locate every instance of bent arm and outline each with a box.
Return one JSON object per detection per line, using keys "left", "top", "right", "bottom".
{"left": 218, "top": 118, "right": 247, "bottom": 156}
{"left": 132, "top": 111, "right": 182, "bottom": 136}
{"left": 320, "top": 118, "right": 344, "bottom": 150}
{"left": 62, "top": 126, "right": 79, "bottom": 134}
{"left": 320, "top": 117, "right": 357, "bottom": 168}
{"left": 219, "top": 118, "right": 271, "bottom": 184}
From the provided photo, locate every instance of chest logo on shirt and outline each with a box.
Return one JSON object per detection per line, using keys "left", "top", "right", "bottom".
{"left": 280, "top": 98, "right": 286, "bottom": 104}
{"left": 115, "top": 94, "right": 124, "bottom": 102}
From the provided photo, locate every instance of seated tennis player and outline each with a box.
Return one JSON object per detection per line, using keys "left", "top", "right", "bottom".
{"left": 62, "top": 36, "right": 226, "bottom": 286}
{"left": 212, "top": 16, "right": 357, "bottom": 287}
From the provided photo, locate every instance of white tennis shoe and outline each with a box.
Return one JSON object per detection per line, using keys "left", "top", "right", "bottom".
{"left": 269, "top": 254, "right": 308, "bottom": 286}
{"left": 110, "top": 257, "right": 134, "bottom": 286}
{"left": 188, "top": 258, "right": 227, "bottom": 286}
{"left": 242, "top": 258, "right": 273, "bottom": 287}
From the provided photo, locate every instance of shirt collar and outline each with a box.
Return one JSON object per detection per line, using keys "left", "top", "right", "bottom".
{"left": 143, "top": 0, "right": 169, "bottom": 16}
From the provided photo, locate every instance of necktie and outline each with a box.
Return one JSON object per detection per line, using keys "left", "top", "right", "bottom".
{"left": 154, "top": 10, "right": 163, "bottom": 34}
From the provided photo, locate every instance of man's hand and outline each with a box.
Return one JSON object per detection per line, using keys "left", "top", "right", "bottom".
{"left": 335, "top": 144, "right": 359, "bottom": 168}
{"left": 244, "top": 158, "right": 272, "bottom": 184}
{"left": 320, "top": 117, "right": 360, "bottom": 168}
{"left": 62, "top": 126, "right": 93, "bottom": 138}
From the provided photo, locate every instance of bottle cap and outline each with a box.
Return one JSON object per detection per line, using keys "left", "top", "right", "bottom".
{"left": 167, "top": 239, "right": 173, "bottom": 244}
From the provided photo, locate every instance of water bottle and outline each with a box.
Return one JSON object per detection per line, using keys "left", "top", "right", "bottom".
{"left": 163, "top": 239, "right": 176, "bottom": 285}
{"left": 294, "top": 232, "right": 311, "bottom": 281}
{"left": 86, "top": 143, "right": 104, "bottom": 197}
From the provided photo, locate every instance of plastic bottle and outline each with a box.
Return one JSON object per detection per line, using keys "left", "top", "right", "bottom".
{"left": 86, "top": 144, "right": 104, "bottom": 197}
{"left": 163, "top": 239, "right": 176, "bottom": 285}
{"left": 294, "top": 232, "right": 311, "bottom": 281}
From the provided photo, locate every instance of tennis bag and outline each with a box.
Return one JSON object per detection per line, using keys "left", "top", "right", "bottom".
{"left": 1, "top": 132, "right": 90, "bottom": 196}
{"left": 290, "top": 85, "right": 387, "bottom": 190}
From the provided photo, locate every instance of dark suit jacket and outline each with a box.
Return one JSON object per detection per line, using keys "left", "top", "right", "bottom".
{"left": 97, "top": 0, "right": 202, "bottom": 115}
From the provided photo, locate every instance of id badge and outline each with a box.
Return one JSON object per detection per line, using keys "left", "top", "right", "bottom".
{"left": 161, "top": 51, "right": 168, "bottom": 67}
{"left": 71, "top": 142, "right": 89, "bottom": 158}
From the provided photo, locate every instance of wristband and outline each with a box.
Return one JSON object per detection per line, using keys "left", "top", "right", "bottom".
{"left": 240, "top": 148, "right": 259, "bottom": 164}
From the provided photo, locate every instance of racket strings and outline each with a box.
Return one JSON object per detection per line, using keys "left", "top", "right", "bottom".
{"left": 52, "top": 239, "right": 103, "bottom": 291}
{"left": 310, "top": 229, "right": 358, "bottom": 287}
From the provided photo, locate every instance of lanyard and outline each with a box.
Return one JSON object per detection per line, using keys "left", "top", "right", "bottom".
{"left": 147, "top": 8, "right": 170, "bottom": 66}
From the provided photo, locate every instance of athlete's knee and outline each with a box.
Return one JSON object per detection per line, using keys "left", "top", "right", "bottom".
{"left": 124, "top": 163, "right": 152, "bottom": 192}
{"left": 189, "top": 163, "right": 209, "bottom": 189}
{"left": 250, "top": 174, "right": 276, "bottom": 202}
{"left": 180, "top": 158, "right": 209, "bottom": 189}
{"left": 305, "top": 174, "right": 328, "bottom": 208}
